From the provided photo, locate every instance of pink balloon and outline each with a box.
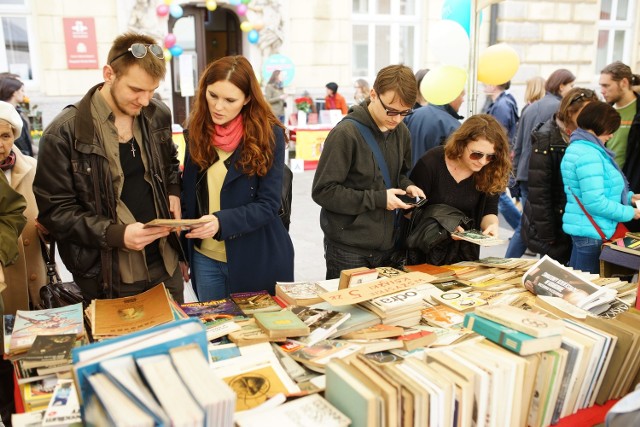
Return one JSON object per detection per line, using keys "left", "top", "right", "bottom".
{"left": 236, "top": 4, "right": 248, "bottom": 16}
{"left": 156, "top": 4, "right": 169, "bottom": 17}
{"left": 164, "top": 33, "right": 177, "bottom": 49}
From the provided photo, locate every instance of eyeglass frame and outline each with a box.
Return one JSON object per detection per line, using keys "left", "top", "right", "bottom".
{"left": 109, "top": 43, "right": 164, "bottom": 65}
{"left": 375, "top": 91, "right": 413, "bottom": 117}
{"left": 466, "top": 146, "right": 496, "bottom": 162}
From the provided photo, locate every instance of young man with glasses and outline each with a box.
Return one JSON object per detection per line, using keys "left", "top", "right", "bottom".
{"left": 312, "top": 64, "right": 425, "bottom": 279}
{"left": 33, "top": 32, "right": 186, "bottom": 303}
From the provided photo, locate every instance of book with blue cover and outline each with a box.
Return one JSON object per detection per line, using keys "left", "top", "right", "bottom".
{"left": 463, "top": 313, "right": 562, "bottom": 356}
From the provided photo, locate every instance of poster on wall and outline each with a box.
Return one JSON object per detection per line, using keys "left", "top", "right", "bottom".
{"left": 63, "top": 17, "right": 99, "bottom": 69}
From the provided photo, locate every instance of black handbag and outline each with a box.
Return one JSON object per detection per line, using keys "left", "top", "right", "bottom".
{"left": 37, "top": 236, "right": 86, "bottom": 310}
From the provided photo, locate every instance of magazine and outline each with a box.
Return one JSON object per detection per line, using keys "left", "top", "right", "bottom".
{"left": 521, "top": 255, "right": 616, "bottom": 314}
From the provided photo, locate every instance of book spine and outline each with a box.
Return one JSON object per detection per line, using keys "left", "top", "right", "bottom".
{"left": 475, "top": 310, "right": 544, "bottom": 338}
{"left": 463, "top": 314, "right": 523, "bottom": 354}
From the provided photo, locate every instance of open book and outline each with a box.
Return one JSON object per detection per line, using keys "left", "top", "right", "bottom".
{"left": 521, "top": 255, "right": 616, "bottom": 314}
{"left": 451, "top": 229, "right": 506, "bottom": 246}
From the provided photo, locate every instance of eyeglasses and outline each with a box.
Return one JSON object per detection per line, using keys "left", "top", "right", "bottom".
{"left": 109, "top": 43, "right": 164, "bottom": 65}
{"left": 466, "top": 147, "right": 496, "bottom": 162}
{"left": 376, "top": 91, "right": 413, "bottom": 117}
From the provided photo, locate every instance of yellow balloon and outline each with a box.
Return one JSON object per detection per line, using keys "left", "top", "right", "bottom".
{"left": 478, "top": 43, "right": 520, "bottom": 85}
{"left": 420, "top": 65, "right": 467, "bottom": 105}
{"left": 240, "top": 21, "right": 253, "bottom": 32}
{"left": 206, "top": 0, "right": 217, "bottom": 11}
{"left": 163, "top": 0, "right": 173, "bottom": 5}
{"left": 164, "top": 48, "right": 172, "bottom": 62}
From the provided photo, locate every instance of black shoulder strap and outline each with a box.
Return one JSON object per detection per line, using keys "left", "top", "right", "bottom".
{"left": 343, "top": 118, "right": 392, "bottom": 189}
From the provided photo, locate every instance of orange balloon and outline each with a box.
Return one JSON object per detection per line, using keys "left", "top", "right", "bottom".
{"left": 478, "top": 43, "right": 520, "bottom": 85}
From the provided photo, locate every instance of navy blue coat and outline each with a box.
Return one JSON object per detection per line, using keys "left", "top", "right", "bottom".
{"left": 181, "top": 126, "right": 294, "bottom": 295}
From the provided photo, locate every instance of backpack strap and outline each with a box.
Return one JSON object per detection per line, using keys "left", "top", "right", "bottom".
{"left": 343, "top": 118, "right": 392, "bottom": 189}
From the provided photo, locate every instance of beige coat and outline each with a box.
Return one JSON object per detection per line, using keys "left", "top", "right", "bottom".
{"left": 3, "top": 149, "right": 46, "bottom": 314}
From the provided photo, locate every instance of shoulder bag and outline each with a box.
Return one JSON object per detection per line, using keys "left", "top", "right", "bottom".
{"left": 36, "top": 235, "right": 86, "bottom": 310}
{"left": 570, "top": 190, "right": 628, "bottom": 242}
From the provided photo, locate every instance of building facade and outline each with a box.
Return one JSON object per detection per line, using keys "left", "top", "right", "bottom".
{"left": 1, "top": 0, "right": 638, "bottom": 126}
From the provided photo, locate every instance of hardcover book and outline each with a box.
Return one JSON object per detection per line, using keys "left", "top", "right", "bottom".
{"left": 230, "top": 290, "right": 282, "bottom": 315}
{"left": 464, "top": 313, "right": 563, "bottom": 356}
{"left": 253, "top": 310, "right": 311, "bottom": 339}
{"left": 474, "top": 304, "right": 565, "bottom": 338}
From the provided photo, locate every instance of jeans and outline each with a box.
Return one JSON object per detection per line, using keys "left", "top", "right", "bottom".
{"left": 192, "top": 250, "right": 229, "bottom": 301}
{"left": 505, "top": 181, "right": 529, "bottom": 258}
{"left": 324, "top": 239, "right": 393, "bottom": 280}
{"left": 498, "top": 191, "right": 521, "bottom": 230}
{"left": 569, "top": 235, "right": 602, "bottom": 274}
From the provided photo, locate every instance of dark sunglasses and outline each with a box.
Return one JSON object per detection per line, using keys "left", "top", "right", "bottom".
{"left": 467, "top": 147, "right": 496, "bottom": 162}
{"left": 110, "top": 43, "right": 164, "bottom": 65}
{"left": 376, "top": 91, "right": 413, "bottom": 117}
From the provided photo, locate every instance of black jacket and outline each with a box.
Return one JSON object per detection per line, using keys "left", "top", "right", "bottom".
{"left": 621, "top": 92, "right": 640, "bottom": 232}
{"left": 521, "top": 117, "right": 571, "bottom": 264}
{"left": 33, "top": 84, "right": 183, "bottom": 281}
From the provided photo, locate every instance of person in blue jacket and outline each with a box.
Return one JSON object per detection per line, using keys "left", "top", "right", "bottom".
{"left": 181, "top": 55, "right": 294, "bottom": 300}
{"left": 561, "top": 101, "right": 640, "bottom": 273}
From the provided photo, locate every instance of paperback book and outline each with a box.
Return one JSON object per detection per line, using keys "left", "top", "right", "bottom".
{"left": 474, "top": 304, "right": 565, "bottom": 338}
{"left": 275, "top": 281, "right": 327, "bottom": 306}
{"left": 451, "top": 229, "right": 506, "bottom": 246}
{"left": 22, "top": 334, "right": 76, "bottom": 369}
{"left": 230, "top": 290, "right": 282, "bottom": 315}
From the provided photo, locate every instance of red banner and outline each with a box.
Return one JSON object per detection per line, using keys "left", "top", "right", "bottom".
{"left": 63, "top": 17, "right": 99, "bottom": 69}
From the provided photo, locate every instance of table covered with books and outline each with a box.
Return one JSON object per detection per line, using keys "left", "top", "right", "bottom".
{"left": 6, "top": 255, "right": 640, "bottom": 426}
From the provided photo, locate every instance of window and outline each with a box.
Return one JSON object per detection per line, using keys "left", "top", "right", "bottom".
{"left": 596, "top": 0, "right": 635, "bottom": 73}
{"left": 0, "top": 0, "right": 34, "bottom": 81}
{"left": 351, "top": 0, "right": 420, "bottom": 80}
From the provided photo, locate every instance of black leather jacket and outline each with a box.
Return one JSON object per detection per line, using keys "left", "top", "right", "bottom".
{"left": 33, "top": 84, "right": 183, "bottom": 280}
{"left": 521, "top": 116, "right": 571, "bottom": 264}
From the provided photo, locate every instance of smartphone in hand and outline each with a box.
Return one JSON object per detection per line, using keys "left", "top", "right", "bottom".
{"left": 398, "top": 194, "right": 427, "bottom": 208}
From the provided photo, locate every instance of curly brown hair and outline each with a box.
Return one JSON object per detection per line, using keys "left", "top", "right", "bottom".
{"left": 187, "top": 56, "right": 286, "bottom": 175}
{"left": 444, "top": 114, "right": 511, "bottom": 195}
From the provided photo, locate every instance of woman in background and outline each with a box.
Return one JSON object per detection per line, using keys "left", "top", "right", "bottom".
{"left": 181, "top": 56, "right": 294, "bottom": 301}
{"left": 523, "top": 76, "right": 546, "bottom": 112}
{"left": 353, "top": 78, "right": 370, "bottom": 105}
{"left": 0, "top": 77, "right": 33, "bottom": 157}
{"left": 0, "top": 100, "right": 45, "bottom": 312}
{"left": 409, "top": 114, "right": 511, "bottom": 264}
{"left": 523, "top": 88, "right": 599, "bottom": 265}
{"left": 561, "top": 101, "right": 640, "bottom": 273}
{"left": 265, "top": 69, "right": 286, "bottom": 123}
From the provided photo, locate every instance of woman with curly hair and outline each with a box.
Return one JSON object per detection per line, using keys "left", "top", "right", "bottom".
{"left": 182, "top": 55, "right": 294, "bottom": 300}
{"left": 408, "top": 114, "right": 511, "bottom": 263}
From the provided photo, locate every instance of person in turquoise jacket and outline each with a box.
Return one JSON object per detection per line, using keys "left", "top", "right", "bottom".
{"left": 561, "top": 101, "right": 640, "bottom": 273}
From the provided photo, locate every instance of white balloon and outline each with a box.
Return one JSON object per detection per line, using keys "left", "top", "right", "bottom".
{"left": 428, "top": 20, "right": 470, "bottom": 68}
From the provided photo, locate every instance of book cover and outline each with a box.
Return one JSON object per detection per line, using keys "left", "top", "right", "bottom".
{"left": 230, "top": 290, "right": 281, "bottom": 315}
{"left": 606, "top": 236, "right": 640, "bottom": 256}
{"left": 23, "top": 334, "right": 76, "bottom": 366}
{"left": 451, "top": 229, "right": 506, "bottom": 246}
{"left": 285, "top": 339, "right": 362, "bottom": 371}
{"left": 474, "top": 304, "right": 565, "bottom": 338}
{"left": 375, "top": 266, "right": 406, "bottom": 278}
{"left": 227, "top": 319, "right": 271, "bottom": 346}
{"left": 433, "top": 291, "right": 488, "bottom": 312}
{"left": 421, "top": 304, "right": 465, "bottom": 328}
{"left": 289, "top": 306, "right": 351, "bottom": 346}
{"left": 180, "top": 298, "right": 247, "bottom": 325}
{"left": 338, "top": 266, "right": 377, "bottom": 290}
{"left": 463, "top": 313, "right": 563, "bottom": 356}
{"left": 310, "top": 302, "right": 381, "bottom": 338}
{"left": 275, "top": 281, "right": 326, "bottom": 306}
{"left": 522, "top": 255, "right": 616, "bottom": 313}
{"left": 10, "top": 304, "right": 84, "bottom": 355}
{"left": 41, "top": 379, "right": 81, "bottom": 427}
{"left": 92, "top": 284, "right": 174, "bottom": 338}
{"left": 253, "top": 310, "right": 310, "bottom": 339}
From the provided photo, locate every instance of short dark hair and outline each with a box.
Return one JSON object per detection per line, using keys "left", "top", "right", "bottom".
{"left": 326, "top": 82, "right": 338, "bottom": 94}
{"left": 373, "top": 64, "right": 417, "bottom": 108}
{"left": 107, "top": 32, "right": 166, "bottom": 80}
{"left": 545, "top": 69, "right": 575, "bottom": 96}
{"left": 601, "top": 61, "right": 640, "bottom": 86}
{"left": 576, "top": 101, "right": 621, "bottom": 136}
{"left": 497, "top": 81, "right": 511, "bottom": 91}
{"left": 0, "top": 77, "right": 23, "bottom": 102}
{"left": 557, "top": 87, "right": 599, "bottom": 128}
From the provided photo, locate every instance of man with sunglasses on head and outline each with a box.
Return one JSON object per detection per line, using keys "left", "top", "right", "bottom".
{"left": 33, "top": 32, "right": 186, "bottom": 303}
{"left": 312, "top": 64, "right": 425, "bottom": 279}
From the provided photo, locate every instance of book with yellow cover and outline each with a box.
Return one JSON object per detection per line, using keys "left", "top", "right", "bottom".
{"left": 91, "top": 284, "right": 174, "bottom": 338}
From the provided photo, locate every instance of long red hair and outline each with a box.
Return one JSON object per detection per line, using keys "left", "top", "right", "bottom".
{"left": 187, "top": 56, "right": 286, "bottom": 176}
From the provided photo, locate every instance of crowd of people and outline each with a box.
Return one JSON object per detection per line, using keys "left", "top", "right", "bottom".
{"left": 1, "top": 29, "right": 640, "bottom": 422}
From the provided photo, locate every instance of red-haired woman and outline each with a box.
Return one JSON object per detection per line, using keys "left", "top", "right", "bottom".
{"left": 182, "top": 56, "right": 294, "bottom": 301}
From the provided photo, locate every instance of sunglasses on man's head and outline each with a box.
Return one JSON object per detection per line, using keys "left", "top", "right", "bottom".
{"left": 376, "top": 91, "right": 413, "bottom": 117}
{"left": 110, "top": 43, "right": 164, "bottom": 65}
{"left": 467, "top": 147, "right": 496, "bottom": 162}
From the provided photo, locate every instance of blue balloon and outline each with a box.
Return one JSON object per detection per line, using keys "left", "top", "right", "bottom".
{"left": 169, "top": 45, "right": 183, "bottom": 57}
{"left": 248, "top": 29, "right": 259, "bottom": 44}
{"left": 169, "top": 4, "right": 184, "bottom": 19}
{"left": 441, "top": 0, "right": 482, "bottom": 37}
{"left": 229, "top": 0, "right": 241, "bottom": 5}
